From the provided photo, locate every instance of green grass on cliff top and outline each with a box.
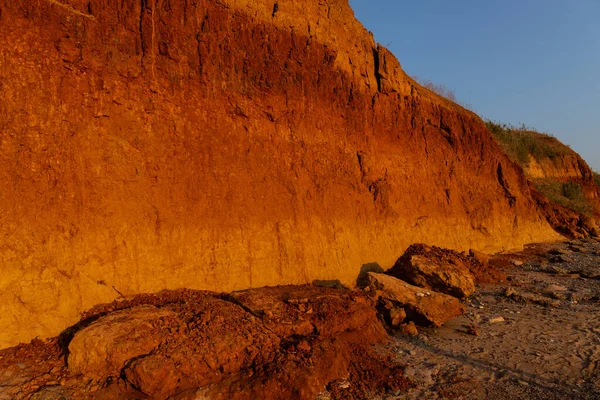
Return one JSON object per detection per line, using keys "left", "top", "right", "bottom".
{"left": 486, "top": 120, "right": 596, "bottom": 216}
{"left": 485, "top": 120, "right": 570, "bottom": 166}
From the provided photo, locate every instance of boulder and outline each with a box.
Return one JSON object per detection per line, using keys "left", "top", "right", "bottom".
{"left": 365, "top": 273, "right": 465, "bottom": 327}
{"left": 388, "top": 244, "right": 476, "bottom": 298}
{"left": 64, "top": 287, "right": 390, "bottom": 400}
{"left": 68, "top": 306, "right": 182, "bottom": 380}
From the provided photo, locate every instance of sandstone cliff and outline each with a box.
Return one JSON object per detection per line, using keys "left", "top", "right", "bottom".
{"left": 0, "top": 0, "right": 560, "bottom": 348}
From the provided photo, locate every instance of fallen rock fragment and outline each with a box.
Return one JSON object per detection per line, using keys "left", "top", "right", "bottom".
{"left": 64, "top": 287, "right": 394, "bottom": 400}
{"left": 400, "top": 322, "right": 419, "bottom": 336}
{"left": 549, "top": 248, "right": 571, "bottom": 256}
{"left": 463, "top": 325, "right": 479, "bottom": 336}
{"left": 365, "top": 273, "right": 465, "bottom": 327}
{"left": 388, "top": 244, "right": 476, "bottom": 298}
{"left": 469, "top": 249, "right": 490, "bottom": 266}
{"left": 489, "top": 317, "right": 505, "bottom": 324}
{"left": 68, "top": 306, "right": 182, "bottom": 380}
{"left": 387, "top": 306, "right": 408, "bottom": 328}
{"left": 541, "top": 265, "right": 567, "bottom": 275}
{"left": 550, "top": 255, "right": 575, "bottom": 263}
{"left": 503, "top": 288, "right": 560, "bottom": 308}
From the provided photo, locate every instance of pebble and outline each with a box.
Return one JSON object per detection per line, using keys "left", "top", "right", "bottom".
{"left": 489, "top": 317, "right": 505, "bottom": 324}
{"left": 337, "top": 380, "right": 351, "bottom": 389}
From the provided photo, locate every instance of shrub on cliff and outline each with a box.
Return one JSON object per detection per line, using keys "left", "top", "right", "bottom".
{"left": 534, "top": 180, "right": 592, "bottom": 215}
{"left": 485, "top": 121, "right": 567, "bottom": 166}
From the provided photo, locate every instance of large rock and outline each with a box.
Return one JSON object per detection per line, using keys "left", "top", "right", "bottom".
{"left": 365, "top": 273, "right": 465, "bottom": 327}
{"left": 388, "top": 244, "right": 476, "bottom": 298}
{"left": 68, "top": 306, "right": 182, "bottom": 380}
{"left": 64, "top": 287, "right": 390, "bottom": 400}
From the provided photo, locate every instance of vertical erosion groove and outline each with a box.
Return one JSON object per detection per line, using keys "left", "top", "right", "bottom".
{"left": 372, "top": 46, "right": 382, "bottom": 93}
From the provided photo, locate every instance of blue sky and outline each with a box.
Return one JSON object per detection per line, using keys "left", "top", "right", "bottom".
{"left": 351, "top": 0, "right": 599, "bottom": 171}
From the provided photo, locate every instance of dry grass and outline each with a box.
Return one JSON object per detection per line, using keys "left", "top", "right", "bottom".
{"left": 486, "top": 121, "right": 569, "bottom": 166}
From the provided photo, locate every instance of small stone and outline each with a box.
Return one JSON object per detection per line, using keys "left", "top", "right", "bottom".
{"left": 489, "top": 317, "right": 505, "bottom": 324}
{"left": 511, "top": 260, "right": 523, "bottom": 266}
{"left": 469, "top": 249, "right": 489, "bottom": 266}
{"left": 338, "top": 380, "right": 351, "bottom": 389}
{"left": 558, "top": 273, "right": 580, "bottom": 279}
{"left": 464, "top": 325, "right": 479, "bottom": 336}
{"left": 543, "top": 265, "right": 567, "bottom": 274}
{"left": 389, "top": 307, "right": 407, "bottom": 327}
{"left": 400, "top": 322, "right": 419, "bottom": 336}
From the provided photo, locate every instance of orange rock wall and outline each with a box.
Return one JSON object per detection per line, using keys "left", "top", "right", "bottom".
{"left": 0, "top": 0, "right": 560, "bottom": 348}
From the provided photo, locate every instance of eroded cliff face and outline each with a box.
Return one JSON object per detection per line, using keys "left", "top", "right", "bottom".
{"left": 522, "top": 138, "right": 600, "bottom": 214}
{"left": 525, "top": 152, "right": 596, "bottom": 182}
{"left": 0, "top": 0, "right": 560, "bottom": 348}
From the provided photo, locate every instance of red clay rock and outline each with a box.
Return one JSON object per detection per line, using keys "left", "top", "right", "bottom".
{"left": 230, "top": 285, "right": 385, "bottom": 339}
{"left": 68, "top": 306, "right": 181, "bottom": 380}
{"left": 388, "top": 244, "right": 476, "bottom": 298}
{"left": 365, "top": 273, "right": 465, "bottom": 327}
{"left": 400, "top": 322, "right": 419, "bottom": 336}
{"left": 60, "top": 287, "right": 394, "bottom": 399}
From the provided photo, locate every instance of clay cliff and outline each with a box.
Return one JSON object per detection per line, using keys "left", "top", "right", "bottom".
{"left": 487, "top": 122, "right": 600, "bottom": 237}
{"left": 0, "top": 0, "right": 561, "bottom": 348}
{"left": 526, "top": 141, "right": 600, "bottom": 236}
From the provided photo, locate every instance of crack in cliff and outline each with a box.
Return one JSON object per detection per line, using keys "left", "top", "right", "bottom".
{"left": 139, "top": 0, "right": 146, "bottom": 62}
{"left": 139, "top": 0, "right": 157, "bottom": 81}
{"left": 497, "top": 163, "right": 517, "bottom": 207}
{"left": 372, "top": 46, "right": 382, "bottom": 93}
{"left": 44, "top": 0, "right": 96, "bottom": 20}
{"left": 439, "top": 111, "right": 455, "bottom": 147}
